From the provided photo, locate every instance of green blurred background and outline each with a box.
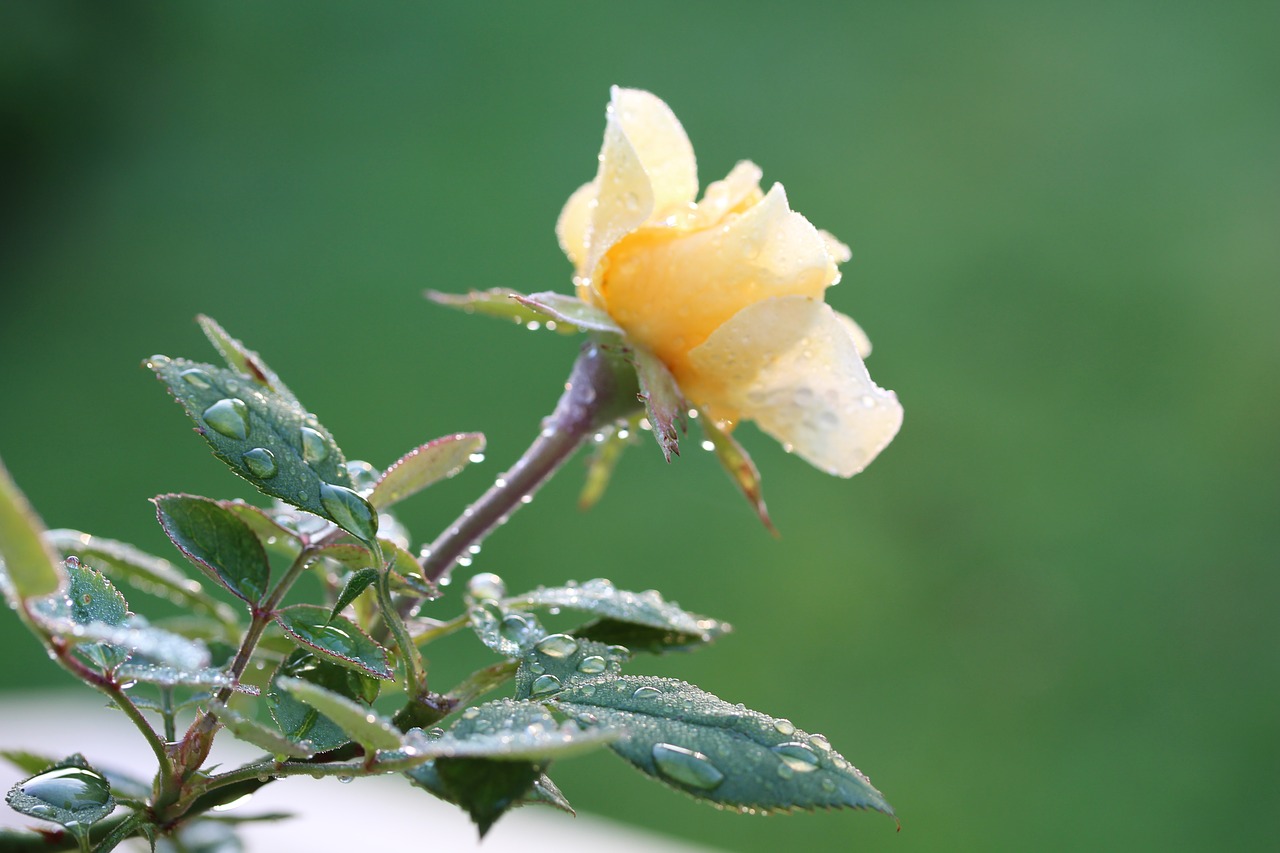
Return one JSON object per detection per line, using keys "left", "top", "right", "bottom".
{"left": 1, "top": 1, "right": 1276, "bottom": 850}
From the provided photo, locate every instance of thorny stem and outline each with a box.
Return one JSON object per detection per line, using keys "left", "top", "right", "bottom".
{"left": 157, "top": 528, "right": 345, "bottom": 817}
{"left": 412, "top": 342, "right": 639, "bottom": 594}
{"left": 42, "top": 633, "right": 173, "bottom": 785}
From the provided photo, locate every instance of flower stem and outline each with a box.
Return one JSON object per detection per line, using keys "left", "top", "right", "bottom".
{"left": 415, "top": 341, "right": 639, "bottom": 588}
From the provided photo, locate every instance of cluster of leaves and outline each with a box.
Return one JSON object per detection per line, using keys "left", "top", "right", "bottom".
{"left": 0, "top": 317, "right": 891, "bottom": 851}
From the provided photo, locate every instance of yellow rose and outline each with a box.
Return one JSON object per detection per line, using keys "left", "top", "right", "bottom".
{"left": 556, "top": 87, "right": 902, "bottom": 477}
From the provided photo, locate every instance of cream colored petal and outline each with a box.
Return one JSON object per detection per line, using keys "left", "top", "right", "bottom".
{"left": 686, "top": 296, "right": 902, "bottom": 477}
{"left": 556, "top": 180, "right": 597, "bottom": 273}
{"left": 820, "top": 230, "right": 851, "bottom": 265}
{"left": 600, "top": 183, "right": 838, "bottom": 373}
{"left": 693, "top": 160, "right": 764, "bottom": 227}
{"left": 581, "top": 88, "right": 698, "bottom": 283}
{"left": 835, "top": 310, "right": 872, "bottom": 359}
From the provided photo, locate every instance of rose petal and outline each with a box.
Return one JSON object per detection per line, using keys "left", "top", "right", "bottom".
{"left": 686, "top": 296, "right": 902, "bottom": 477}
{"left": 835, "top": 310, "right": 872, "bottom": 359}
{"left": 581, "top": 88, "right": 698, "bottom": 285}
{"left": 691, "top": 160, "right": 764, "bottom": 227}
{"left": 600, "top": 183, "right": 838, "bottom": 378}
{"left": 556, "top": 180, "right": 596, "bottom": 274}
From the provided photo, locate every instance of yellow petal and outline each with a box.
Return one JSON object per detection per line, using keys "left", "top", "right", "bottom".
{"left": 600, "top": 183, "right": 838, "bottom": 376}
{"left": 691, "top": 160, "right": 764, "bottom": 227}
{"left": 582, "top": 88, "right": 697, "bottom": 285}
{"left": 686, "top": 296, "right": 902, "bottom": 477}
{"left": 556, "top": 180, "right": 596, "bottom": 274}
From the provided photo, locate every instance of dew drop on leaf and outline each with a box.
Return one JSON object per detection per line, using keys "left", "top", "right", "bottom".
{"left": 771, "top": 742, "right": 820, "bottom": 773}
{"left": 243, "top": 447, "right": 278, "bottom": 479}
{"left": 202, "top": 398, "right": 250, "bottom": 440}
{"left": 651, "top": 743, "right": 725, "bottom": 790}
{"left": 180, "top": 368, "right": 213, "bottom": 389}
{"left": 577, "top": 655, "right": 607, "bottom": 674}
{"left": 535, "top": 634, "right": 578, "bottom": 659}
{"left": 319, "top": 483, "right": 378, "bottom": 541}
{"left": 529, "top": 674, "right": 563, "bottom": 697}
{"left": 300, "top": 427, "right": 329, "bottom": 464}
{"left": 18, "top": 766, "right": 111, "bottom": 821}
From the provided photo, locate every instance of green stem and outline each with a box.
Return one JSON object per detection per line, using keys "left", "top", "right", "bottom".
{"left": 415, "top": 342, "right": 637, "bottom": 589}
{"left": 45, "top": 638, "right": 173, "bottom": 783}
{"left": 90, "top": 811, "right": 146, "bottom": 853}
{"left": 373, "top": 539, "right": 426, "bottom": 698}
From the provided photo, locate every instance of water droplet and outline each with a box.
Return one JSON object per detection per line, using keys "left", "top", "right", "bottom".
{"left": 180, "top": 368, "right": 213, "bottom": 389}
{"left": 632, "top": 686, "right": 662, "bottom": 701}
{"left": 809, "top": 734, "right": 831, "bottom": 752}
{"left": 337, "top": 775, "right": 353, "bottom": 784}
{"left": 243, "top": 447, "right": 278, "bottom": 478}
{"left": 529, "top": 674, "right": 562, "bottom": 697}
{"left": 499, "top": 613, "right": 533, "bottom": 644}
{"left": 577, "top": 655, "right": 607, "bottom": 674}
{"left": 777, "top": 763, "right": 795, "bottom": 780}
{"left": 774, "top": 718, "right": 796, "bottom": 736}
{"left": 466, "top": 572, "right": 506, "bottom": 601}
{"left": 468, "top": 452, "right": 485, "bottom": 464}
{"left": 772, "top": 742, "right": 820, "bottom": 773}
{"left": 346, "top": 460, "right": 379, "bottom": 492}
{"left": 319, "top": 483, "right": 378, "bottom": 540}
{"left": 64, "top": 556, "right": 80, "bottom": 570}
{"left": 535, "top": 634, "right": 578, "bottom": 658}
{"left": 821, "top": 778, "right": 837, "bottom": 793}
{"left": 19, "top": 766, "right": 112, "bottom": 818}
{"left": 651, "top": 743, "right": 724, "bottom": 790}
{"left": 300, "top": 427, "right": 328, "bottom": 464}
{"left": 203, "top": 398, "right": 249, "bottom": 440}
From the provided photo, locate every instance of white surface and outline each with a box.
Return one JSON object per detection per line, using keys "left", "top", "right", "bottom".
{"left": 0, "top": 691, "right": 719, "bottom": 852}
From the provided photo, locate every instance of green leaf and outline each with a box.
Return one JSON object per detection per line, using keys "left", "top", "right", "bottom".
{"left": 0, "top": 455, "right": 64, "bottom": 601}
{"left": 29, "top": 609, "right": 210, "bottom": 671}
{"left": 30, "top": 557, "right": 130, "bottom": 669}
{"left": 700, "top": 415, "right": 777, "bottom": 535}
{"left": 210, "top": 702, "right": 316, "bottom": 759}
{"left": 115, "top": 663, "right": 257, "bottom": 695}
{"left": 216, "top": 503, "right": 304, "bottom": 564}
{"left": 427, "top": 287, "right": 573, "bottom": 332}
{"left": 552, "top": 676, "right": 894, "bottom": 817}
{"left": 369, "top": 433, "right": 486, "bottom": 510}
{"left": 45, "top": 529, "right": 238, "bottom": 631}
{"left": 414, "top": 698, "right": 616, "bottom": 761}
{"left": 403, "top": 699, "right": 614, "bottom": 837}
{"left": 197, "top": 315, "right": 299, "bottom": 406}
{"left": 513, "top": 577, "right": 731, "bottom": 646}
{"left": 276, "top": 677, "right": 401, "bottom": 752}
{"left": 422, "top": 758, "right": 542, "bottom": 838}
{"left": 267, "top": 650, "right": 379, "bottom": 752}
{"left": 526, "top": 774, "right": 575, "bottom": 815}
{"left": 574, "top": 617, "right": 726, "bottom": 655}
{"left": 146, "top": 356, "right": 371, "bottom": 539}
{"left": 513, "top": 291, "right": 624, "bottom": 335}
{"left": 1, "top": 750, "right": 59, "bottom": 776}
{"left": 329, "top": 568, "right": 378, "bottom": 621}
{"left": 578, "top": 423, "right": 631, "bottom": 511}
{"left": 515, "top": 635, "right": 628, "bottom": 700}
{"left": 311, "top": 539, "right": 434, "bottom": 599}
{"left": 4, "top": 754, "right": 115, "bottom": 831}
{"left": 629, "top": 346, "right": 687, "bottom": 461}
{"left": 275, "top": 605, "right": 393, "bottom": 679}
{"left": 153, "top": 495, "right": 270, "bottom": 604}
